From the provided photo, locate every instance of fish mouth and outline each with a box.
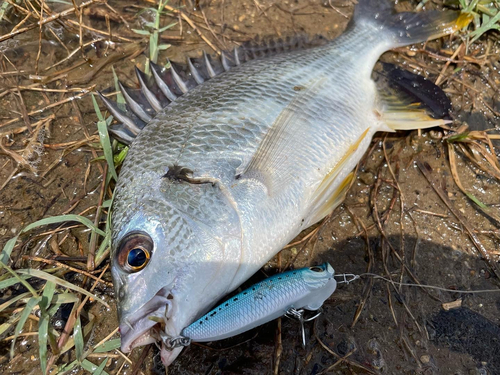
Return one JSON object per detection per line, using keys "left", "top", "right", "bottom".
{"left": 119, "top": 287, "right": 173, "bottom": 353}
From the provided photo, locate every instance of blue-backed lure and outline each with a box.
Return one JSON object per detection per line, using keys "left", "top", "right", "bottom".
{"left": 159, "top": 264, "right": 359, "bottom": 350}
{"left": 182, "top": 263, "right": 336, "bottom": 342}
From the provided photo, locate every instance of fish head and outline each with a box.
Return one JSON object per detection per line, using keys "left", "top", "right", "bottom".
{"left": 110, "top": 171, "right": 243, "bottom": 366}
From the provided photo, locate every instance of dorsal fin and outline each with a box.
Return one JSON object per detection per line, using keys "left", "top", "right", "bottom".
{"left": 99, "top": 35, "right": 326, "bottom": 145}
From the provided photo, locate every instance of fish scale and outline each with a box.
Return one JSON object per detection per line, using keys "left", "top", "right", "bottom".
{"left": 107, "top": 0, "right": 463, "bottom": 366}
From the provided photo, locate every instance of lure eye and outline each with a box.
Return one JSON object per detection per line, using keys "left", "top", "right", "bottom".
{"left": 116, "top": 232, "right": 153, "bottom": 272}
{"left": 309, "top": 266, "right": 324, "bottom": 273}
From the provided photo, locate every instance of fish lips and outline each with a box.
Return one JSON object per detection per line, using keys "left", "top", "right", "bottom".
{"left": 119, "top": 291, "right": 171, "bottom": 353}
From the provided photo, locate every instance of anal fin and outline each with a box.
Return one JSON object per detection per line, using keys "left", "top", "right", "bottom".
{"left": 374, "top": 62, "right": 453, "bottom": 131}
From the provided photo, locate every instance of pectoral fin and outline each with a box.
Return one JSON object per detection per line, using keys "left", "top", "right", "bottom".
{"left": 238, "top": 81, "right": 321, "bottom": 195}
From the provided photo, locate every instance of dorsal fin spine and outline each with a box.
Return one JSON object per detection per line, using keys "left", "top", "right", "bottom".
{"left": 135, "top": 67, "right": 163, "bottom": 112}
{"left": 203, "top": 51, "right": 216, "bottom": 78}
{"left": 98, "top": 92, "right": 144, "bottom": 135}
{"left": 150, "top": 62, "right": 178, "bottom": 102}
{"left": 118, "top": 81, "right": 153, "bottom": 122}
{"left": 168, "top": 60, "right": 189, "bottom": 94}
{"left": 187, "top": 58, "right": 205, "bottom": 84}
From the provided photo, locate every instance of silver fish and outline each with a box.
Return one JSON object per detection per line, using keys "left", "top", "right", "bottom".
{"left": 107, "top": 0, "right": 464, "bottom": 366}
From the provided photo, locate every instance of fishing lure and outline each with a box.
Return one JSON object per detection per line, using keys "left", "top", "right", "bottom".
{"left": 160, "top": 263, "right": 359, "bottom": 349}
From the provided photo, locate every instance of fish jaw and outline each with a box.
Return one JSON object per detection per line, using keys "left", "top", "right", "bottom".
{"left": 118, "top": 289, "right": 171, "bottom": 353}
{"left": 116, "top": 263, "right": 240, "bottom": 363}
{"left": 160, "top": 345, "right": 183, "bottom": 367}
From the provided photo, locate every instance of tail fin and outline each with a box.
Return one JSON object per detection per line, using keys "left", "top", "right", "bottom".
{"left": 351, "top": 0, "right": 470, "bottom": 46}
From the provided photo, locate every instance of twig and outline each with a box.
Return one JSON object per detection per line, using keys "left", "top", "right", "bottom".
{"left": 0, "top": 89, "right": 93, "bottom": 129}
{"left": 163, "top": 4, "right": 221, "bottom": 55}
{"left": 20, "top": 255, "right": 113, "bottom": 287}
{"left": 0, "top": 0, "right": 102, "bottom": 43}
{"left": 35, "top": 0, "right": 46, "bottom": 75}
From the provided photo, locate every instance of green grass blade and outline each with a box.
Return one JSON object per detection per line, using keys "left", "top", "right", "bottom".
{"left": 0, "top": 275, "right": 31, "bottom": 291}
{"left": 97, "top": 118, "right": 118, "bottom": 181}
{"left": 0, "top": 263, "right": 38, "bottom": 297}
{"left": 159, "top": 22, "right": 177, "bottom": 32}
{"left": 81, "top": 359, "right": 110, "bottom": 375}
{"left": 92, "top": 359, "right": 108, "bottom": 375}
{"left": 74, "top": 314, "right": 84, "bottom": 361}
{"left": 102, "top": 199, "right": 112, "bottom": 208}
{"left": 38, "top": 281, "right": 56, "bottom": 374}
{"left": 93, "top": 338, "right": 121, "bottom": 353}
{"left": 0, "top": 1, "right": 11, "bottom": 23}
{"left": 0, "top": 313, "right": 20, "bottom": 336}
{"left": 16, "top": 269, "right": 109, "bottom": 308}
{"left": 10, "top": 296, "right": 41, "bottom": 358}
{"left": 38, "top": 310, "right": 50, "bottom": 374}
{"left": 92, "top": 94, "right": 105, "bottom": 122}
{"left": 40, "top": 281, "right": 56, "bottom": 311}
{"left": 0, "top": 237, "right": 19, "bottom": 265}
{"left": 111, "top": 66, "right": 126, "bottom": 108}
{"left": 0, "top": 291, "right": 31, "bottom": 313}
{"left": 95, "top": 231, "right": 111, "bottom": 267}
{"left": 51, "top": 292, "right": 79, "bottom": 305}
{"left": 22, "top": 214, "right": 106, "bottom": 237}
{"left": 1, "top": 214, "right": 106, "bottom": 264}
{"left": 57, "top": 360, "right": 79, "bottom": 373}
{"left": 113, "top": 146, "right": 128, "bottom": 167}
{"left": 132, "top": 28, "right": 150, "bottom": 35}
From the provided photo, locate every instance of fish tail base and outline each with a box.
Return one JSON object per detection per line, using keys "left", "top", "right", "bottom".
{"left": 352, "top": 0, "right": 470, "bottom": 46}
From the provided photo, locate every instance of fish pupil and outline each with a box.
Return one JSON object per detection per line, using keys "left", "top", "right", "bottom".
{"left": 128, "top": 248, "right": 147, "bottom": 268}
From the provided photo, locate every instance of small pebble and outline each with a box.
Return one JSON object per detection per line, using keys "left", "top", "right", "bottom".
{"left": 359, "top": 171, "right": 375, "bottom": 185}
{"left": 429, "top": 129, "right": 443, "bottom": 139}
{"left": 420, "top": 355, "right": 430, "bottom": 364}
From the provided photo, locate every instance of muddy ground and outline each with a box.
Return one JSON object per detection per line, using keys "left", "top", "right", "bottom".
{"left": 1, "top": 0, "right": 500, "bottom": 374}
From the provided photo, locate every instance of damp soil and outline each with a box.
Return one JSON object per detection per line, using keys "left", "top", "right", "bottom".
{"left": 1, "top": 0, "right": 500, "bottom": 374}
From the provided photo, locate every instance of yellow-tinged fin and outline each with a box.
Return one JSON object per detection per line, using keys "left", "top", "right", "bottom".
{"left": 381, "top": 108, "right": 451, "bottom": 131}
{"left": 304, "top": 129, "right": 369, "bottom": 226}
{"left": 307, "top": 172, "right": 355, "bottom": 226}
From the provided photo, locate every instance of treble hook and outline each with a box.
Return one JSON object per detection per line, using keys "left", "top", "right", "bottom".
{"left": 284, "top": 308, "right": 322, "bottom": 349}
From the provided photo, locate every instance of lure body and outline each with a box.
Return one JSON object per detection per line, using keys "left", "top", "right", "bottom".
{"left": 182, "top": 263, "right": 336, "bottom": 342}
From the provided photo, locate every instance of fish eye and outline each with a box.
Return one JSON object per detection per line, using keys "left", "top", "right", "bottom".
{"left": 116, "top": 232, "right": 153, "bottom": 273}
{"left": 309, "top": 266, "right": 324, "bottom": 273}
{"left": 127, "top": 246, "right": 149, "bottom": 269}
